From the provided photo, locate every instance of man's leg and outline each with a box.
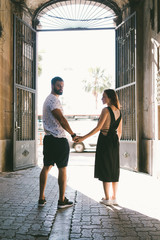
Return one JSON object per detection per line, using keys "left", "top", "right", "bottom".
{"left": 39, "top": 165, "right": 52, "bottom": 200}
{"left": 58, "top": 167, "right": 67, "bottom": 202}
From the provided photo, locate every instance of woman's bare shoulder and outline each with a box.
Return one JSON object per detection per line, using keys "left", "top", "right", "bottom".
{"left": 100, "top": 107, "right": 109, "bottom": 117}
{"left": 101, "top": 107, "right": 109, "bottom": 113}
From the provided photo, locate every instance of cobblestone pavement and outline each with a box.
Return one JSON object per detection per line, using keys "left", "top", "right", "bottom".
{"left": 0, "top": 148, "right": 160, "bottom": 240}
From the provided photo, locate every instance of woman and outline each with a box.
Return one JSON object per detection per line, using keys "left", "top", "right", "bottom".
{"left": 75, "top": 89, "right": 122, "bottom": 205}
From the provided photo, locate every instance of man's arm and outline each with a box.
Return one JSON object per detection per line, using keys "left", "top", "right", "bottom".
{"left": 51, "top": 108, "right": 75, "bottom": 137}
{"left": 74, "top": 108, "right": 109, "bottom": 142}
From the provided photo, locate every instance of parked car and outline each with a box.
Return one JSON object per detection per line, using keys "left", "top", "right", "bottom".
{"left": 68, "top": 133, "right": 98, "bottom": 152}
{"left": 66, "top": 116, "right": 99, "bottom": 152}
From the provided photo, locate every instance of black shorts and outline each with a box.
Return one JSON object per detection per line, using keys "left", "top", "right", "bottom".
{"left": 43, "top": 135, "right": 70, "bottom": 168}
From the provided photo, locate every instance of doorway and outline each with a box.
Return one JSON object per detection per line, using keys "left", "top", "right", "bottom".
{"left": 13, "top": 1, "right": 137, "bottom": 172}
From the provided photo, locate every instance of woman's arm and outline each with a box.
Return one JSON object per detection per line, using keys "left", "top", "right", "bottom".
{"left": 76, "top": 108, "right": 109, "bottom": 142}
{"left": 117, "top": 119, "right": 122, "bottom": 140}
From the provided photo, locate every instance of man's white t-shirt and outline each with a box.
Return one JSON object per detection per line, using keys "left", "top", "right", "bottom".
{"left": 43, "top": 94, "right": 66, "bottom": 138}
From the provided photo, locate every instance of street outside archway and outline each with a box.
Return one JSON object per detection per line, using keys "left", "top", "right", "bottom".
{"left": 35, "top": 0, "right": 118, "bottom": 153}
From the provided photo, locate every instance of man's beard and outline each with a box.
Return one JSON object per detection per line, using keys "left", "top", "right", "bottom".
{"left": 54, "top": 88, "right": 63, "bottom": 95}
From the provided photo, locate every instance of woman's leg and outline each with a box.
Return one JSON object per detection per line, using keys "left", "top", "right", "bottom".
{"left": 111, "top": 182, "right": 118, "bottom": 200}
{"left": 103, "top": 182, "right": 111, "bottom": 200}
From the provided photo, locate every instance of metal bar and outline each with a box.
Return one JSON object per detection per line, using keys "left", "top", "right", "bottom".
{"left": 116, "top": 13, "right": 136, "bottom": 141}
{"left": 36, "top": 27, "right": 115, "bottom": 31}
{"left": 15, "top": 84, "right": 36, "bottom": 94}
{"left": 115, "top": 77, "right": 136, "bottom": 91}
{"left": 14, "top": 15, "right": 36, "bottom": 33}
{"left": 115, "top": 27, "right": 118, "bottom": 88}
{"left": 13, "top": 14, "right": 36, "bottom": 169}
{"left": 27, "top": 92, "right": 28, "bottom": 139}
{"left": 24, "top": 24, "right": 27, "bottom": 88}
{"left": 13, "top": 14, "right": 17, "bottom": 169}
{"left": 115, "top": 12, "right": 136, "bottom": 30}
{"left": 33, "top": 31, "right": 37, "bottom": 140}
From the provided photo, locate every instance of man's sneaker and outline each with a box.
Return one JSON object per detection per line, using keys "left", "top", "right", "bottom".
{"left": 38, "top": 198, "right": 46, "bottom": 206}
{"left": 58, "top": 197, "right": 73, "bottom": 209}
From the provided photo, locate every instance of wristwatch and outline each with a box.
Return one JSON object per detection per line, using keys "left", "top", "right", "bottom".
{"left": 71, "top": 133, "right": 76, "bottom": 138}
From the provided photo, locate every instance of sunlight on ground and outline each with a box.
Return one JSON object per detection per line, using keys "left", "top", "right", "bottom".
{"left": 118, "top": 170, "right": 160, "bottom": 220}
{"left": 38, "top": 146, "right": 160, "bottom": 220}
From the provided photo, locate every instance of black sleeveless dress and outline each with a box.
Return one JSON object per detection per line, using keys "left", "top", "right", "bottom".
{"left": 94, "top": 107, "right": 121, "bottom": 182}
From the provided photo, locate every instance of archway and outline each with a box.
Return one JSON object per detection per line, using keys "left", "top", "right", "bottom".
{"left": 33, "top": 0, "right": 122, "bottom": 31}
{"left": 34, "top": 1, "right": 137, "bottom": 171}
{"left": 13, "top": 0, "right": 137, "bottom": 172}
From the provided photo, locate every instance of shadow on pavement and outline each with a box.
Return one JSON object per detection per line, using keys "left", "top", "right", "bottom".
{"left": 0, "top": 165, "right": 160, "bottom": 240}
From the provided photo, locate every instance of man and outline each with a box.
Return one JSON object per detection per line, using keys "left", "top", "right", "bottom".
{"left": 38, "top": 76, "right": 77, "bottom": 209}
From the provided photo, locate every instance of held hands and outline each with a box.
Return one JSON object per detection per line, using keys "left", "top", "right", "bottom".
{"left": 71, "top": 133, "right": 86, "bottom": 143}
{"left": 73, "top": 136, "right": 85, "bottom": 143}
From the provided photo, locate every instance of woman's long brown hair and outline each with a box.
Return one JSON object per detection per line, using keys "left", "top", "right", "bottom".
{"left": 104, "top": 89, "right": 120, "bottom": 109}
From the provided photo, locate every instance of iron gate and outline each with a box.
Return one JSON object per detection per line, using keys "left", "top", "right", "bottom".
{"left": 115, "top": 12, "right": 137, "bottom": 171}
{"left": 13, "top": 15, "right": 37, "bottom": 170}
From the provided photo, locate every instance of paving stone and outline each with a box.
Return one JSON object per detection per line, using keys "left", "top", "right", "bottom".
{"left": 71, "top": 226, "right": 82, "bottom": 233}
{"left": 103, "top": 229, "right": 126, "bottom": 237}
{"left": 124, "top": 230, "right": 138, "bottom": 237}
{"left": 136, "top": 227, "right": 157, "bottom": 232}
{"left": 137, "top": 231, "right": 153, "bottom": 238}
{"left": 35, "top": 237, "right": 49, "bottom": 240}
{"left": 0, "top": 238, "right": 14, "bottom": 240}
{"left": 31, "top": 223, "right": 42, "bottom": 231}
{"left": 83, "top": 225, "right": 102, "bottom": 229}
{"left": 70, "top": 233, "right": 82, "bottom": 239}
{"left": 0, "top": 156, "right": 160, "bottom": 240}
{"left": 71, "top": 238, "right": 92, "bottom": 240}
{"left": 15, "top": 234, "right": 36, "bottom": 240}
{"left": 104, "top": 237, "right": 117, "bottom": 240}
{"left": 82, "top": 216, "right": 91, "bottom": 222}
{"left": 130, "top": 223, "right": 144, "bottom": 228}
{"left": 4, "top": 230, "right": 16, "bottom": 238}
{"left": 152, "top": 237, "right": 160, "bottom": 240}
{"left": 149, "top": 231, "right": 160, "bottom": 236}
{"left": 139, "top": 237, "right": 152, "bottom": 240}
{"left": 92, "top": 233, "right": 104, "bottom": 240}
{"left": 116, "top": 237, "right": 138, "bottom": 240}
{"left": 154, "top": 223, "right": 160, "bottom": 230}
{"left": 81, "top": 229, "right": 92, "bottom": 238}
{"left": 43, "top": 221, "right": 53, "bottom": 227}
{"left": 141, "top": 220, "right": 154, "bottom": 227}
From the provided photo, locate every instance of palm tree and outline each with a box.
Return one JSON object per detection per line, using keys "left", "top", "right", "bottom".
{"left": 38, "top": 54, "right": 42, "bottom": 77}
{"left": 83, "top": 67, "right": 111, "bottom": 109}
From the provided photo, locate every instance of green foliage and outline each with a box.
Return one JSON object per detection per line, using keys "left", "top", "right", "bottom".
{"left": 83, "top": 67, "right": 112, "bottom": 109}
{"left": 38, "top": 54, "right": 42, "bottom": 77}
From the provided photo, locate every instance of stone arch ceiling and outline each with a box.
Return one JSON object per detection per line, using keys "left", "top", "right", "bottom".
{"left": 25, "top": 0, "right": 130, "bottom": 12}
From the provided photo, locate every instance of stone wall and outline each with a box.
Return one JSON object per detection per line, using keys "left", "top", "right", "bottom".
{"left": 0, "top": 0, "right": 13, "bottom": 171}
{"left": 25, "top": 0, "right": 129, "bottom": 11}
{"left": 141, "top": 0, "right": 160, "bottom": 177}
